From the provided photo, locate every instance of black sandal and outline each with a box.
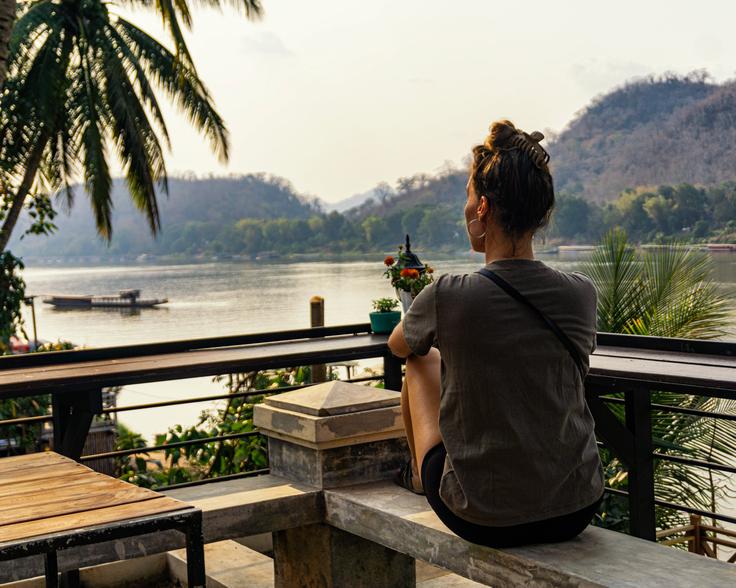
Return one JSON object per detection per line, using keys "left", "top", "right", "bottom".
{"left": 394, "top": 458, "right": 425, "bottom": 495}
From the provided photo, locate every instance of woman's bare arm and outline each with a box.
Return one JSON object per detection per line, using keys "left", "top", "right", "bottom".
{"left": 388, "top": 322, "right": 413, "bottom": 358}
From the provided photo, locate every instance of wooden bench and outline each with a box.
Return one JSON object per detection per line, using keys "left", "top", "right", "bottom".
{"left": 323, "top": 480, "right": 736, "bottom": 587}
{"left": 0, "top": 452, "right": 205, "bottom": 587}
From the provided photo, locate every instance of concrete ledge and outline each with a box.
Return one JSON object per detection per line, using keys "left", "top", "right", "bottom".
{"left": 323, "top": 481, "right": 736, "bottom": 588}
{"left": 164, "top": 474, "right": 322, "bottom": 542}
{"left": 0, "top": 475, "right": 320, "bottom": 584}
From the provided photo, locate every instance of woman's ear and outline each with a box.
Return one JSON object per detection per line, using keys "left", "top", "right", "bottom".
{"left": 477, "top": 195, "right": 490, "bottom": 219}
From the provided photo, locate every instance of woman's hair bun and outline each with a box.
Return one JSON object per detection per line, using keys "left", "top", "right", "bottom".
{"left": 470, "top": 118, "right": 555, "bottom": 240}
{"left": 484, "top": 119, "right": 518, "bottom": 150}
{"left": 482, "top": 120, "right": 549, "bottom": 169}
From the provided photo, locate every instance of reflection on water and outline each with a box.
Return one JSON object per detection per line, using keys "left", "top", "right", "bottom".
{"left": 18, "top": 252, "right": 736, "bottom": 441}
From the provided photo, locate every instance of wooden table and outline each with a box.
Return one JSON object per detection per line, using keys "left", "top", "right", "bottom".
{"left": 0, "top": 452, "right": 205, "bottom": 587}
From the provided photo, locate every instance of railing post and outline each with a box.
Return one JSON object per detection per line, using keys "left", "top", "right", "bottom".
{"left": 689, "top": 514, "right": 701, "bottom": 553}
{"left": 625, "top": 389, "right": 656, "bottom": 541}
{"left": 383, "top": 352, "right": 403, "bottom": 392}
{"left": 309, "top": 296, "right": 327, "bottom": 383}
{"left": 52, "top": 389, "right": 102, "bottom": 460}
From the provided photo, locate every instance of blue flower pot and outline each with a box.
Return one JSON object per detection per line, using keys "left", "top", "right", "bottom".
{"left": 369, "top": 311, "right": 401, "bottom": 334}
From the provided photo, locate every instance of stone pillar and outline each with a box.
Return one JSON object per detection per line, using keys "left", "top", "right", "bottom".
{"left": 254, "top": 380, "right": 414, "bottom": 588}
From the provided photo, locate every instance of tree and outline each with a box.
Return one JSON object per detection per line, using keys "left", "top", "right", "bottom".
{"left": 583, "top": 230, "right": 735, "bottom": 532}
{"left": 551, "top": 194, "right": 591, "bottom": 240}
{"left": 418, "top": 206, "right": 460, "bottom": 248}
{"left": 0, "top": 0, "right": 263, "bottom": 252}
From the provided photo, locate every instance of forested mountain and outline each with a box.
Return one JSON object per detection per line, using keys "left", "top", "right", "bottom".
{"left": 10, "top": 175, "right": 320, "bottom": 257}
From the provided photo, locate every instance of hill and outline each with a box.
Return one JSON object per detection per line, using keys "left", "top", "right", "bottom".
{"left": 10, "top": 175, "right": 320, "bottom": 258}
{"left": 550, "top": 72, "right": 736, "bottom": 201}
{"left": 351, "top": 73, "right": 736, "bottom": 222}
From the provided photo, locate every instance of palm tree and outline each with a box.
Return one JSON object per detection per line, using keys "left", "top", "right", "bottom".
{"left": 0, "top": 0, "right": 14, "bottom": 89}
{"left": 0, "top": 0, "right": 263, "bottom": 251}
{"left": 583, "top": 229, "right": 735, "bottom": 532}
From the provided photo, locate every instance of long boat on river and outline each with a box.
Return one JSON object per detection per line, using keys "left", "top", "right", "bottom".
{"left": 43, "top": 289, "right": 168, "bottom": 309}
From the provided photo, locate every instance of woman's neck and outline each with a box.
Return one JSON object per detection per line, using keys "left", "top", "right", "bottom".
{"left": 484, "top": 232, "right": 535, "bottom": 264}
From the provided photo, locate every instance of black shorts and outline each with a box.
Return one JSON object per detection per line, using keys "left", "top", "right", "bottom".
{"left": 421, "top": 443, "right": 603, "bottom": 548}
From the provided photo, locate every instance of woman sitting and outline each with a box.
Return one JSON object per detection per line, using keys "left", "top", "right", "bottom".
{"left": 388, "top": 120, "right": 603, "bottom": 548}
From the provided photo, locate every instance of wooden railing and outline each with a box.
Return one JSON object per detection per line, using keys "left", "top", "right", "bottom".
{"left": 659, "top": 515, "right": 736, "bottom": 562}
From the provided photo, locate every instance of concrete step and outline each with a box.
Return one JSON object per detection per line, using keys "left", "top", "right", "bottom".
{"left": 167, "top": 540, "right": 273, "bottom": 588}
{"left": 416, "top": 561, "right": 487, "bottom": 586}
{"left": 167, "top": 540, "right": 484, "bottom": 587}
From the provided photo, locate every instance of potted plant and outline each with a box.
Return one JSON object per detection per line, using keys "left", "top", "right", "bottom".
{"left": 369, "top": 298, "right": 401, "bottom": 334}
{"left": 383, "top": 235, "right": 434, "bottom": 312}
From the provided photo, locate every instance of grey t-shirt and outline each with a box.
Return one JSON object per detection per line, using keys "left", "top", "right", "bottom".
{"left": 403, "top": 258, "right": 603, "bottom": 526}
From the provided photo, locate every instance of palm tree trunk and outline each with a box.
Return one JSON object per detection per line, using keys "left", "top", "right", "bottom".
{"left": 0, "top": 0, "right": 15, "bottom": 90}
{"left": 0, "top": 137, "right": 45, "bottom": 253}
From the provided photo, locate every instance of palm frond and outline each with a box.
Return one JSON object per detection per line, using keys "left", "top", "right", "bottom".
{"left": 582, "top": 228, "right": 645, "bottom": 333}
{"left": 99, "top": 34, "right": 167, "bottom": 235}
{"left": 7, "top": 1, "right": 55, "bottom": 73}
{"left": 102, "top": 22, "right": 171, "bottom": 149}
{"left": 190, "top": 0, "right": 263, "bottom": 19}
{"left": 116, "top": 17, "right": 229, "bottom": 161}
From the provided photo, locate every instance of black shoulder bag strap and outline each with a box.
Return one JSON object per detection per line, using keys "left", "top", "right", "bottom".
{"left": 477, "top": 267, "right": 587, "bottom": 380}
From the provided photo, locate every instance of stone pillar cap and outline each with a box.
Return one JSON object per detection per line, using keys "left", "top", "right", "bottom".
{"left": 254, "top": 381, "right": 404, "bottom": 450}
{"left": 264, "top": 380, "right": 400, "bottom": 417}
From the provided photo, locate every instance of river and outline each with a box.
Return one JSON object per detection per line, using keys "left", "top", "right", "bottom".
{"left": 19, "top": 252, "right": 736, "bottom": 442}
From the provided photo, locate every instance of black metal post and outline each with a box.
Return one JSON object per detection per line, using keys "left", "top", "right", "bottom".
{"left": 44, "top": 552, "right": 58, "bottom": 587}
{"left": 625, "top": 389, "right": 656, "bottom": 540}
{"left": 59, "top": 569, "right": 80, "bottom": 588}
{"left": 383, "top": 352, "right": 403, "bottom": 391}
{"left": 185, "top": 510, "right": 206, "bottom": 588}
{"left": 51, "top": 389, "right": 103, "bottom": 460}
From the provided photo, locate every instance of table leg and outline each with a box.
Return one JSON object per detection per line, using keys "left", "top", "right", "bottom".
{"left": 185, "top": 510, "right": 206, "bottom": 588}
{"left": 60, "top": 569, "right": 81, "bottom": 588}
{"left": 44, "top": 552, "right": 58, "bottom": 587}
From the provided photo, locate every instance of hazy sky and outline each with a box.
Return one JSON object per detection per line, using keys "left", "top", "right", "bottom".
{"left": 125, "top": 1, "right": 736, "bottom": 203}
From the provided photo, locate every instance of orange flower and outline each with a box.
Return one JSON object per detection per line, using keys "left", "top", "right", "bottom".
{"left": 384, "top": 256, "right": 395, "bottom": 266}
{"left": 426, "top": 266, "right": 434, "bottom": 274}
{"left": 401, "top": 268, "right": 420, "bottom": 279}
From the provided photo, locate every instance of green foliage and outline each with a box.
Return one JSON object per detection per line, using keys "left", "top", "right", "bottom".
{"left": 118, "top": 367, "right": 324, "bottom": 488}
{"left": 583, "top": 230, "right": 735, "bottom": 534}
{"left": 548, "top": 194, "right": 594, "bottom": 241}
{"left": 584, "top": 229, "right": 731, "bottom": 338}
{"left": 22, "top": 193, "right": 57, "bottom": 238}
{"left": 0, "top": 393, "right": 50, "bottom": 456}
{"left": 383, "top": 246, "right": 435, "bottom": 296}
{"left": 0, "top": 251, "right": 25, "bottom": 350}
{"left": 372, "top": 298, "right": 399, "bottom": 313}
{"left": 548, "top": 182, "right": 736, "bottom": 244}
